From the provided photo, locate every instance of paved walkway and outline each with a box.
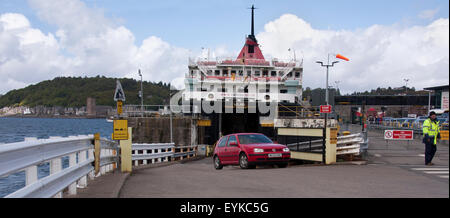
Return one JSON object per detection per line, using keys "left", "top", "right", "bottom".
{"left": 71, "top": 125, "right": 448, "bottom": 198}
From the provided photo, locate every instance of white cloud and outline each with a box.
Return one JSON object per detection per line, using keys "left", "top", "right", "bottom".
{"left": 0, "top": 0, "right": 193, "bottom": 94}
{"left": 257, "top": 14, "right": 449, "bottom": 94}
{"left": 419, "top": 8, "right": 439, "bottom": 20}
{"left": 1, "top": 2, "right": 449, "bottom": 97}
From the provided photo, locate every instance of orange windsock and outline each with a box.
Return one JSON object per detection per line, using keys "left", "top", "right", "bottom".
{"left": 336, "top": 54, "right": 349, "bottom": 61}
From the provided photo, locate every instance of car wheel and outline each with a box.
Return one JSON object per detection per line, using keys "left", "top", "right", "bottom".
{"left": 214, "top": 156, "right": 223, "bottom": 170}
{"left": 239, "top": 153, "right": 250, "bottom": 169}
{"left": 277, "top": 163, "right": 288, "bottom": 168}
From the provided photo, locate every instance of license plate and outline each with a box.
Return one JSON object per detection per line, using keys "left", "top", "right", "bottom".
{"left": 268, "top": 153, "right": 282, "bottom": 158}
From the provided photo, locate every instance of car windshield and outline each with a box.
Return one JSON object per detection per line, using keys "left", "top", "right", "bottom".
{"left": 238, "top": 134, "right": 273, "bottom": 145}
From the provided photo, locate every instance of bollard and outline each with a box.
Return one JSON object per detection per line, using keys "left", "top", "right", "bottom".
{"left": 94, "top": 133, "right": 101, "bottom": 175}
{"left": 120, "top": 127, "right": 133, "bottom": 173}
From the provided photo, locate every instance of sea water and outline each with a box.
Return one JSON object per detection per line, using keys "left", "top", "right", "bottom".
{"left": 0, "top": 117, "right": 113, "bottom": 197}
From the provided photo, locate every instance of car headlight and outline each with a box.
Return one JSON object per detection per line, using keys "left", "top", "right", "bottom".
{"left": 283, "top": 148, "right": 290, "bottom": 152}
{"left": 253, "top": 148, "right": 264, "bottom": 153}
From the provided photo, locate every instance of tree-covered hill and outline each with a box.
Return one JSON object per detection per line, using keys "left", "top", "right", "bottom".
{"left": 0, "top": 76, "right": 173, "bottom": 108}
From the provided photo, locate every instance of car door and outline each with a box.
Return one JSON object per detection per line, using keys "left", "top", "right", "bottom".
{"left": 216, "top": 136, "right": 229, "bottom": 163}
{"left": 226, "top": 135, "right": 240, "bottom": 164}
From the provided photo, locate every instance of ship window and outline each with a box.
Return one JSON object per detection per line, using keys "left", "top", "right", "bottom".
{"left": 207, "top": 70, "right": 212, "bottom": 75}
{"left": 295, "top": 72, "right": 300, "bottom": 78}
{"left": 255, "top": 71, "right": 260, "bottom": 76}
{"left": 248, "top": 45, "right": 254, "bottom": 53}
{"left": 287, "top": 72, "right": 293, "bottom": 77}
{"left": 231, "top": 70, "right": 236, "bottom": 75}
{"left": 247, "top": 71, "right": 252, "bottom": 76}
{"left": 238, "top": 70, "right": 244, "bottom": 76}
{"left": 280, "top": 89, "right": 288, "bottom": 93}
{"left": 263, "top": 71, "right": 268, "bottom": 77}
{"left": 279, "top": 71, "right": 284, "bottom": 77}
{"left": 215, "top": 70, "right": 220, "bottom": 76}
{"left": 271, "top": 71, "right": 277, "bottom": 76}
{"left": 223, "top": 70, "right": 228, "bottom": 76}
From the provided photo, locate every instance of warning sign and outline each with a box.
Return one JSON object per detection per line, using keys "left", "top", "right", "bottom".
{"left": 320, "top": 105, "right": 332, "bottom": 113}
{"left": 114, "top": 80, "right": 126, "bottom": 102}
{"left": 113, "top": 120, "right": 128, "bottom": 140}
{"left": 117, "top": 101, "right": 123, "bottom": 115}
{"left": 384, "top": 130, "right": 413, "bottom": 140}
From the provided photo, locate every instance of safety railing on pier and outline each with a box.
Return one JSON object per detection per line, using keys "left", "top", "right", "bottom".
{"left": 367, "top": 121, "right": 449, "bottom": 140}
{"left": 131, "top": 143, "right": 198, "bottom": 167}
{"left": 0, "top": 135, "right": 118, "bottom": 198}
{"left": 285, "top": 133, "right": 364, "bottom": 156}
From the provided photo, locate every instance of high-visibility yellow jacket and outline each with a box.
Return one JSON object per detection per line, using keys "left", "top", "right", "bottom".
{"left": 423, "top": 118, "right": 440, "bottom": 144}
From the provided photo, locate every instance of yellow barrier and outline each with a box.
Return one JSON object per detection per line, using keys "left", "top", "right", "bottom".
{"left": 120, "top": 127, "right": 133, "bottom": 173}
{"left": 441, "top": 130, "right": 449, "bottom": 141}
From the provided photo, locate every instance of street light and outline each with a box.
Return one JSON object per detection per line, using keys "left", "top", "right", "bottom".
{"left": 403, "top": 78, "right": 409, "bottom": 95}
{"left": 288, "top": 48, "right": 297, "bottom": 61}
{"left": 138, "top": 69, "right": 144, "bottom": 117}
{"left": 317, "top": 53, "right": 349, "bottom": 129}
{"left": 316, "top": 59, "right": 339, "bottom": 105}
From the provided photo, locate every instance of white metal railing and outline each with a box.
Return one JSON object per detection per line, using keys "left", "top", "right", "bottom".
{"left": 336, "top": 133, "right": 364, "bottom": 155}
{"left": 131, "top": 143, "right": 198, "bottom": 167}
{"left": 285, "top": 133, "right": 364, "bottom": 156}
{"left": 189, "top": 57, "right": 303, "bottom": 68}
{"left": 132, "top": 143, "right": 174, "bottom": 166}
{"left": 0, "top": 135, "right": 118, "bottom": 198}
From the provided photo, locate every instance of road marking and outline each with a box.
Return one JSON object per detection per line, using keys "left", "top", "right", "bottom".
{"left": 409, "top": 167, "right": 449, "bottom": 179}
{"left": 411, "top": 168, "right": 449, "bottom": 171}
{"left": 374, "top": 154, "right": 382, "bottom": 157}
{"left": 417, "top": 154, "right": 425, "bottom": 157}
{"left": 423, "top": 171, "right": 449, "bottom": 174}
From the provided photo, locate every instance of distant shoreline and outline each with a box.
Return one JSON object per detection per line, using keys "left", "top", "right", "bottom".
{"left": 0, "top": 115, "right": 108, "bottom": 119}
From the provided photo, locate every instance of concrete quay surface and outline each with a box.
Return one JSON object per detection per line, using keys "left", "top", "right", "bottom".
{"left": 72, "top": 126, "right": 448, "bottom": 198}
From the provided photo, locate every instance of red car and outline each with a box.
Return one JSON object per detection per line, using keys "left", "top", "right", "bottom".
{"left": 213, "top": 133, "right": 290, "bottom": 169}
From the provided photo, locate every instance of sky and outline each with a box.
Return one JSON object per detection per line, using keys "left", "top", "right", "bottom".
{"left": 0, "top": 0, "right": 448, "bottom": 95}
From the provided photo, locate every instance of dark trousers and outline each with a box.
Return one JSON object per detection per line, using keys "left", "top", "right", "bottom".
{"left": 424, "top": 141, "right": 437, "bottom": 164}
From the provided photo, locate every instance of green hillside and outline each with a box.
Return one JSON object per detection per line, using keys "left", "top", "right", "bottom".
{"left": 0, "top": 76, "right": 172, "bottom": 108}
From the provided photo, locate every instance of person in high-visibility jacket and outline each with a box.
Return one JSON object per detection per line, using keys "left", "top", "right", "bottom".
{"left": 422, "top": 111, "right": 441, "bottom": 166}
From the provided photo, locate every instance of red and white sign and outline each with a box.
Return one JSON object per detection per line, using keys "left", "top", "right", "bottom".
{"left": 384, "top": 130, "right": 414, "bottom": 140}
{"left": 320, "top": 105, "right": 332, "bottom": 113}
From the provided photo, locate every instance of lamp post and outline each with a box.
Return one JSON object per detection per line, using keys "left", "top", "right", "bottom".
{"left": 403, "top": 78, "right": 409, "bottom": 95}
{"left": 288, "top": 48, "right": 297, "bottom": 61}
{"left": 335, "top": 81, "right": 341, "bottom": 95}
{"left": 138, "top": 69, "right": 144, "bottom": 117}
{"left": 316, "top": 54, "right": 339, "bottom": 106}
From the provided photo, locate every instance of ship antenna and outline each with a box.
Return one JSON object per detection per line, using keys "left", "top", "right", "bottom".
{"left": 248, "top": 5, "right": 258, "bottom": 41}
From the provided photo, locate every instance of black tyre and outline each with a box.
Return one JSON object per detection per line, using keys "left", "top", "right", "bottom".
{"left": 214, "top": 156, "right": 223, "bottom": 170}
{"left": 239, "top": 153, "right": 251, "bottom": 169}
{"left": 277, "top": 163, "right": 288, "bottom": 168}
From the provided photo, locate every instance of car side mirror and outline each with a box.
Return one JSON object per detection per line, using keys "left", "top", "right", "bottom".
{"left": 229, "top": 141, "right": 238, "bottom": 146}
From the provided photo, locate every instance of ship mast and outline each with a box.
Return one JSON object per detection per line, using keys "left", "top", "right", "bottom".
{"left": 249, "top": 4, "right": 257, "bottom": 43}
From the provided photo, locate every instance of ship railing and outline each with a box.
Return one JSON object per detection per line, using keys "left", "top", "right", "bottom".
{"left": 121, "top": 105, "right": 169, "bottom": 117}
{"left": 0, "top": 135, "right": 118, "bottom": 198}
{"left": 190, "top": 57, "right": 302, "bottom": 68}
